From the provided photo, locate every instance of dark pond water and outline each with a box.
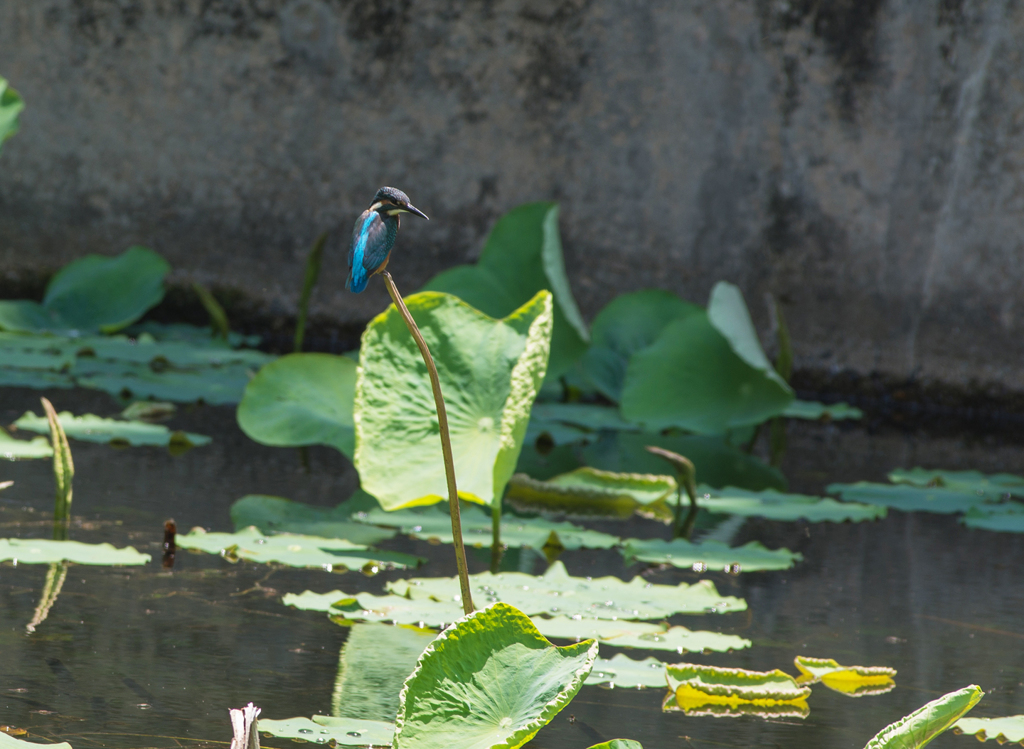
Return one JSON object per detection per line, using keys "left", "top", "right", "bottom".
{"left": 2, "top": 386, "right": 1023, "bottom": 749}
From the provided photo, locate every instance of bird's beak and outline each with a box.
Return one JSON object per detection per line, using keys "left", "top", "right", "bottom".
{"left": 402, "top": 203, "right": 429, "bottom": 220}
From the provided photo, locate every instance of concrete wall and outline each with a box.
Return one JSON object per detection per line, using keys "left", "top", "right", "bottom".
{"left": 1, "top": 1, "right": 1022, "bottom": 388}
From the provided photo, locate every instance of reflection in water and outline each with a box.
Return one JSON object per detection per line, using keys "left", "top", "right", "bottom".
{"left": 26, "top": 562, "right": 69, "bottom": 634}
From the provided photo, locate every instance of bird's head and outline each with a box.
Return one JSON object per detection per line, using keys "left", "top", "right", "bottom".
{"left": 370, "top": 186, "right": 429, "bottom": 220}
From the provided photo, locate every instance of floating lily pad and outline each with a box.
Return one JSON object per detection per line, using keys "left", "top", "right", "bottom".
{"left": 352, "top": 501, "right": 621, "bottom": 550}
{"left": 124, "top": 321, "right": 261, "bottom": 349}
{"left": 75, "top": 361, "right": 258, "bottom": 405}
{"left": 176, "top": 526, "right": 422, "bottom": 571}
{"left": 620, "top": 283, "right": 793, "bottom": 434}
{"left": 13, "top": 411, "right": 210, "bottom": 449}
{"left": 259, "top": 716, "right": 395, "bottom": 748}
{"left": 955, "top": 715, "right": 1024, "bottom": 744}
{"left": 662, "top": 691, "right": 809, "bottom": 719}
{"left": 782, "top": 400, "right": 863, "bottom": 420}
{"left": 237, "top": 353, "right": 356, "bottom": 458}
{"left": 0, "top": 75, "right": 25, "bottom": 156}
{"left": 421, "top": 202, "right": 588, "bottom": 384}
{"left": 332, "top": 623, "right": 436, "bottom": 722}
{"left": 0, "top": 539, "right": 150, "bottom": 565}
{"left": 793, "top": 656, "right": 896, "bottom": 696}
{"left": 355, "top": 291, "right": 552, "bottom": 509}
{"left": 827, "top": 482, "right": 989, "bottom": 514}
{"left": 889, "top": 468, "right": 1024, "bottom": 499}
{"left": 394, "top": 602, "right": 598, "bottom": 749}
{"left": 537, "top": 617, "right": 750, "bottom": 654}
{"left": 700, "top": 486, "right": 885, "bottom": 523}
{"left": 230, "top": 495, "right": 396, "bottom": 546}
{"left": 286, "top": 589, "right": 464, "bottom": 628}
{"left": 0, "top": 367, "right": 75, "bottom": 390}
{"left": 581, "top": 290, "right": 702, "bottom": 403}
{"left": 621, "top": 538, "right": 801, "bottom": 572}
{"left": 505, "top": 468, "right": 677, "bottom": 518}
{"left": 388, "top": 561, "right": 747, "bottom": 620}
{"left": 0, "top": 428, "right": 53, "bottom": 460}
{"left": 585, "top": 654, "right": 669, "bottom": 688}
{"left": 961, "top": 503, "right": 1024, "bottom": 533}
{"left": 865, "top": 685, "right": 983, "bottom": 749}
{"left": 666, "top": 663, "right": 810, "bottom": 705}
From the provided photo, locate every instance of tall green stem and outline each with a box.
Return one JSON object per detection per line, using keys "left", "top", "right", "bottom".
{"left": 381, "top": 271, "right": 474, "bottom": 615}
{"left": 490, "top": 494, "right": 503, "bottom": 574}
{"left": 294, "top": 231, "right": 327, "bottom": 353}
{"left": 42, "top": 398, "right": 73, "bottom": 541}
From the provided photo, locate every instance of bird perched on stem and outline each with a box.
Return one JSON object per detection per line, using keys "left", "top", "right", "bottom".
{"left": 345, "top": 186, "right": 429, "bottom": 293}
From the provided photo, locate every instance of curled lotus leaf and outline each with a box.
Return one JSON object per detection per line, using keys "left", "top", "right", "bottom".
{"left": 258, "top": 716, "right": 395, "bottom": 748}
{"left": 864, "top": 685, "right": 982, "bottom": 749}
{"left": 585, "top": 654, "right": 669, "bottom": 689}
{"left": 387, "top": 560, "right": 747, "bottom": 620}
{"left": 0, "top": 538, "right": 149, "bottom": 566}
{"left": 177, "top": 526, "right": 422, "bottom": 571}
{"left": 954, "top": 715, "right": 1024, "bottom": 744}
{"left": 666, "top": 663, "right": 811, "bottom": 705}
{"left": 537, "top": 617, "right": 750, "bottom": 654}
{"left": 662, "top": 691, "right": 809, "bottom": 720}
{"left": 394, "top": 602, "right": 598, "bottom": 749}
{"left": 621, "top": 537, "right": 801, "bottom": 572}
{"left": 793, "top": 656, "right": 896, "bottom": 696}
{"left": 505, "top": 468, "right": 677, "bottom": 518}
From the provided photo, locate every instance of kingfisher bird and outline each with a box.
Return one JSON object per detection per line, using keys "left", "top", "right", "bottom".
{"left": 345, "top": 186, "right": 429, "bottom": 293}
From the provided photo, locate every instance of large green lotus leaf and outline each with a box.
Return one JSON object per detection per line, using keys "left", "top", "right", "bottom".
{"left": 700, "top": 486, "right": 885, "bottom": 523}
{"left": 39, "top": 247, "right": 170, "bottom": 333}
{"left": 889, "top": 468, "right": 1024, "bottom": 498}
{"left": 177, "top": 526, "right": 422, "bottom": 571}
{"left": 0, "top": 428, "right": 53, "bottom": 460}
{"left": 783, "top": 400, "right": 863, "bottom": 420}
{"left": 828, "top": 482, "right": 989, "bottom": 514}
{"left": 0, "top": 539, "right": 149, "bottom": 565}
{"left": 75, "top": 361, "right": 256, "bottom": 405}
{"left": 706, "top": 283, "right": 790, "bottom": 389}
{"left": 394, "top": 602, "right": 598, "bottom": 749}
{"left": 388, "top": 560, "right": 746, "bottom": 619}
{"left": 230, "top": 495, "right": 395, "bottom": 546}
{"left": 792, "top": 656, "right": 896, "bottom": 696}
{"left": 505, "top": 469, "right": 676, "bottom": 518}
{"left": 353, "top": 502, "right": 620, "bottom": 550}
{"left": 237, "top": 353, "right": 356, "bottom": 457}
{"left": 531, "top": 403, "right": 638, "bottom": 432}
{"left": 581, "top": 290, "right": 702, "bottom": 402}
{"left": 864, "top": 685, "right": 983, "bottom": 749}
{"left": 962, "top": 503, "right": 1024, "bottom": 533}
{"left": 355, "top": 291, "right": 553, "bottom": 509}
{"left": 0, "top": 731, "right": 71, "bottom": 749}
{"left": 259, "top": 716, "right": 395, "bottom": 748}
{"left": 585, "top": 654, "right": 669, "bottom": 688}
{"left": 333, "top": 623, "right": 436, "bottom": 722}
{"left": 954, "top": 715, "right": 1024, "bottom": 744}
{"left": 586, "top": 742, "right": 643, "bottom": 749}
{"left": 0, "top": 75, "right": 25, "bottom": 155}
{"left": 621, "top": 538, "right": 801, "bottom": 572}
{"left": 666, "top": 663, "right": 811, "bottom": 703}
{"left": 13, "top": 410, "right": 210, "bottom": 449}
{"left": 583, "top": 431, "right": 785, "bottom": 491}
{"left": 421, "top": 203, "right": 587, "bottom": 384}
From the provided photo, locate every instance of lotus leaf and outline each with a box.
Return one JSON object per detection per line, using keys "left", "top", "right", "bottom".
{"left": 666, "top": 663, "right": 811, "bottom": 705}
{"left": 352, "top": 497, "right": 620, "bottom": 550}
{"left": 620, "top": 283, "right": 793, "bottom": 433}
{"left": 864, "top": 685, "right": 983, "bottom": 749}
{"left": 333, "top": 623, "right": 436, "bottom": 721}
{"left": 0, "top": 539, "right": 149, "bottom": 565}
{"left": 393, "top": 602, "right": 598, "bottom": 749}
{"left": 176, "top": 527, "right": 422, "bottom": 571}
{"left": 230, "top": 495, "right": 396, "bottom": 546}
{"left": 74, "top": 335, "right": 272, "bottom": 368}
{"left": 0, "top": 368, "right": 75, "bottom": 390}
{"left": 420, "top": 202, "right": 588, "bottom": 384}
{"left": 0, "top": 76, "right": 24, "bottom": 155}
{"left": 585, "top": 654, "right": 669, "bottom": 688}
{"left": 954, "top": 715, "right": 1024, "bottom": 744}
{"left": 0, "top": 428, "right": 53, "bottom": 460}
{"left": 259, "top": 716, "right": 395, "bottom": 748}
{"left": 355, "top": 291, "right": 552, "bottom": 509}
{"left": 828, "top": 482, "right": 989, "bottom": 514}
{"left": 699, "top": 486, "right": 885, "bottom": 523}
{"left": 286, "top": 589, "right": 464, "bottom": 628}
{"left": 531, "top": 403, "right": 637, "bottom": 432}
{"left": 662, "top": 691, "right": 809, "bottom": 719}
{"left": 0, "top": 731, "right": 71, "bottom": 749}
{"left": 75, "top": 361, "right": 257, "bottom": 405}
{"left": 580, "top": 290, "right": 701, "bottom": 402}
{"left": 621, "top": 537, "right": 801, "bottom": 572}
{"left": 583, "top": 431, "right": 785, "bottom": 491}
{"left": 793, "top": 656, "right": 896, "bottom": 696}
{"left": 889, "top": 468, "right": 1024, "bottom": 498}
{"left": 388, "top": 560, "right": 746, "bottom": 619}
{"left": 124, "top": 321, "right": 261, "bottom": 348}
{"left": 13, "top": 411, "right": 211, "bottom": 449}
{"left": 237, "top": 353, "right": 356, "bottom": 457}
{"left": 505, "top": 468, "right": 676, "bottom": 517}
{"left": 962, "top": 503, "right": 1024, "bottom": 533}
{"left": 782, "top": 400, "right": 863, "bottom": 420}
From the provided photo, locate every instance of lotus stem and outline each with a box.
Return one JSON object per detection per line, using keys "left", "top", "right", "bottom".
{"left": 490, "top": 495, "right": 503, "bottom": 574}
{"left": 294, "top": 231, "right": 327, "bottom": 353}
{"left": 381, "top": 271, "right": 474, "bottom": 614}
{"left": 645, "top": 446, "right": 699, "bottom": 540}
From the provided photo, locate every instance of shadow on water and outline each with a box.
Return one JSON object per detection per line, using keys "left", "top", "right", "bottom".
{"left": 2, "top": 386, "right": 1024, "bottom": 748}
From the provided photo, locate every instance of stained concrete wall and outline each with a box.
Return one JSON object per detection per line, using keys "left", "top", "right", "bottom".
{"left": 0, "top": 1, "right": 1022, "bottom": 388}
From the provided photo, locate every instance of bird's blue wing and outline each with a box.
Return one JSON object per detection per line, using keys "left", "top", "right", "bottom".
{"left": 346, "top": 211, "right": 398, "bottom": 293}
